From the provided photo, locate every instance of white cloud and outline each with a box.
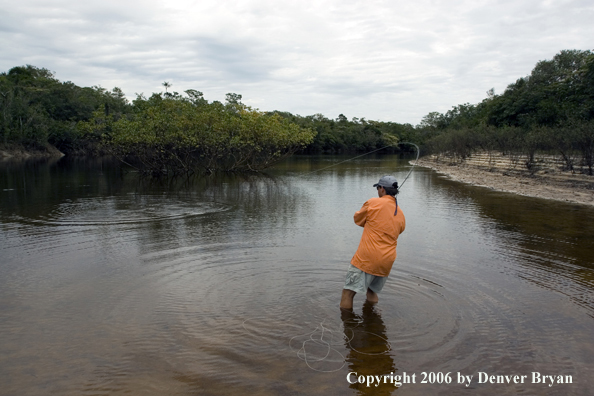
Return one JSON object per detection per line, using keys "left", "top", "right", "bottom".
{"left": 1, "top": 0, "right": 593, "bottom": 124}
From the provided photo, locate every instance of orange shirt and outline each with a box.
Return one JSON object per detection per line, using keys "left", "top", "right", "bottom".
{"left": 350, "top": 195, "right": 406, "bottom": 277}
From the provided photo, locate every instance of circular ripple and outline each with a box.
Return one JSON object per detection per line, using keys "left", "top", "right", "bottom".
{"left": 16, "top": 195, "right": 232, "bottom": 226}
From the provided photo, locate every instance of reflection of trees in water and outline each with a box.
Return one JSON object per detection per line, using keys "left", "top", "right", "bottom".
{"left": 128, "top": 171, "right": 312, "bottom": 250}
{"left": 0, "top": 158, "right": 309, "bottom": 225}
{"left": 0, "top": 157, "right": 128, "bottom": 219}
{"left": 421, "top": 170, "right": 594, "bottom": 314}
{"left": 0, "top": 159, "right": 314, "bottom": 260}
{"left": 342, "top": 302, "right": 397, "bottom": 396}
{"left": 427, "top": 170, "right": 594, "bottom": 270}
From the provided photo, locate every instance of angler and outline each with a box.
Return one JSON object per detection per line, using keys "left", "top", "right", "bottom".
{"left": 340, "top": 175, "right": 406, "bottom": 309}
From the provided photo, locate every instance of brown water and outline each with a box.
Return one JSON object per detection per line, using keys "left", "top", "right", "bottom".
{"left": 1, "top": 155, "right": 593, "bottom": 396}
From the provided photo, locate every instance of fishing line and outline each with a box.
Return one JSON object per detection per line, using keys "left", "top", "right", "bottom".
{"left": 302, "top": 145, "right": 394, "bottom": 176}
{"left": 288, "top": 318, "right": 392, "bottom": 373}
{"left": 302, "top": 141, "right": 420, "bottom": 192}
{"left": 242, "top": 317, "right": 392, "bottom": 373}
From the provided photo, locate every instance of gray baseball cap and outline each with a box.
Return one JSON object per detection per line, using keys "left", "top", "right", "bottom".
{"left": 373, "top": 175, "right": 399, "bottom": 189}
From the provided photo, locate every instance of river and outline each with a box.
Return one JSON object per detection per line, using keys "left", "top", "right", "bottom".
{"left": 1, "top": 155, "right": 593, "bottom": 395}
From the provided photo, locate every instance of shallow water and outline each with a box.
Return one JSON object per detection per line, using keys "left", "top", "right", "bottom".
{"left": 1, "top": 156, "right": 593, "bottom": 395}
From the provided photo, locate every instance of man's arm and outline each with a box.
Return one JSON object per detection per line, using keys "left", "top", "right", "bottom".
{"left": 353, "top": 201, "right": 369, "bottom": 227}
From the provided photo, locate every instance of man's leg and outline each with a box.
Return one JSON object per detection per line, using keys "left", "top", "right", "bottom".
{"left": 366, "top": 288, "right": 378, "bottom": 303}
{"left": 340, "top": 289, "right": 356, "bottom": 310}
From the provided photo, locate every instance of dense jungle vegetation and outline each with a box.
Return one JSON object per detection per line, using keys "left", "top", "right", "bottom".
{"left": 420, "top": 49, "right": 594, "bottom": 174}
{"left": 77, "top": 92, "right": 315, "bottom": 174}
{"left": 0, "top": 67, "right": 316, "bottom": 174}
{"left": 1, "top": 49, "right": 593, "bottom": 174}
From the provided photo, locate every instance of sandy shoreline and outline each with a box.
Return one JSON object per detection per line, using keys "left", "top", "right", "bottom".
{"left": 414, "top": 158, "right": 594, "bottom": 206}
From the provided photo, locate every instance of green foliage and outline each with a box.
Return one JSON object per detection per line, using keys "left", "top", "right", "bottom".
{"left": 270, "top": 112, "right": 419, "bottom": 154}
{"left": 2, "top": 64, "right": 418, "bottom": 166}
{"left": 486, "top": 49, "right": 593, "bottom": 128}
{"left": 80, "top": 93, "right": 315, "bottom": 175}
{"left": 0, "top": 65, "right": 130, "bottom": 152}
{"left": 419, "top": 49, "right": 594, "bottom": 175}
{"left": 7, "top": 49, "right": 592, "bottom": 174}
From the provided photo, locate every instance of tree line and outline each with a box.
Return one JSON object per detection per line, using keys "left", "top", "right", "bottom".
{"left": 0, "top": 65, "right": 129, "bottom": 152}
{"left": 78, "top": 91, "right": 315, "bottom": 175}
{"left": 418, "top": 49, "right": 594, "bottom": 175}
{"left": 0, "top": 65, "right": 419, "bottom": 160}
{"left": 0, "top": 67, "right": 317, "bottom": 174}
{"left": 270, "top": 112, "right": 419, "bottom": 154}
{"left": 2, "top": 49, "right": 593, "bottom": 174}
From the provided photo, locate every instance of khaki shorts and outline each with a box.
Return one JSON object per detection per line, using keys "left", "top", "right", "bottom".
{"left": 343, "top": 264, "right": 387, "bottom": 294}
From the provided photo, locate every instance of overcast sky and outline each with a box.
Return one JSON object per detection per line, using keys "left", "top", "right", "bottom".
{"left": 1, "top": 0, "right": 592, "bottom": 125}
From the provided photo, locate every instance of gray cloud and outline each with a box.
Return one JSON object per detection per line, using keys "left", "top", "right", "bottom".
{"left": 1, "top": 0, "right": 593, "bottom": 124}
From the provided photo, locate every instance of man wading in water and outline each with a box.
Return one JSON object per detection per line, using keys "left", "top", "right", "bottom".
{"left": 340, "top": 176, "right": 406, "bottom": 310}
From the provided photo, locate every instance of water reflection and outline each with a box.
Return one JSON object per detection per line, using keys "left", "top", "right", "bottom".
{"left": 0, "top": 157, "right": 309, "bottom": 233}
{"left": 341, "top": 302, "right": 396, "bottom": 396}
{"left": 416, "top": 168, "right": 594, "bottom": 316}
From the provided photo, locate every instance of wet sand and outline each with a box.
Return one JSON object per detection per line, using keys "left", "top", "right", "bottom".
{"left": 415, "top": 157, "right": 594, "bottom": 206}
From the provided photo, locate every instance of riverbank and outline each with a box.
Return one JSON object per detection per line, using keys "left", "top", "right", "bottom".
{"left": 415, "top": 155, "right": 594, "bottom": 206}
{"left": 0, "top": 144, "right": 64, "bottom": 160}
